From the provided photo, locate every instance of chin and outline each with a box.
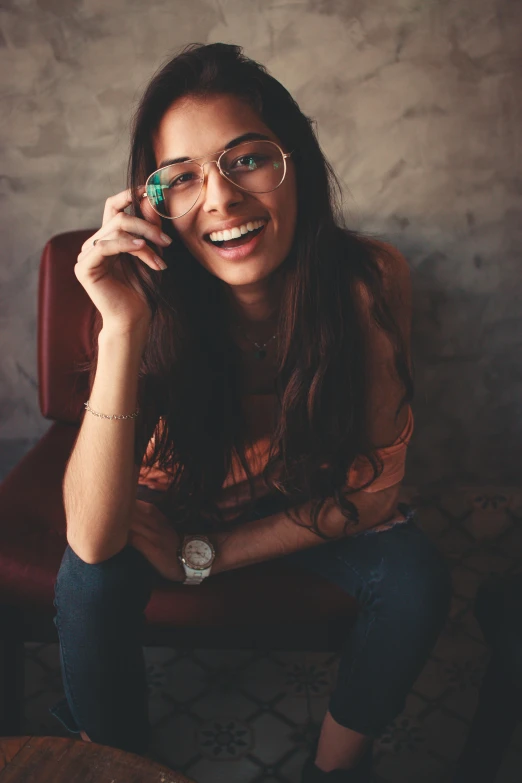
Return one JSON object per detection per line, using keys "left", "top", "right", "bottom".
{"left": 200, "top": 255, "right": 282, "bottom": 287}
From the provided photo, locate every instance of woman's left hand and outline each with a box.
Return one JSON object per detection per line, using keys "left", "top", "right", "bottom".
{"left": 128, "top": 500, "right": 185, "bottom": 582}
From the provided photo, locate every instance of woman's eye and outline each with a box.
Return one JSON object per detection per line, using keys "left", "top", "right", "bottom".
{"left": 231, "top": 155, "right": 266, "bottom": 170}
{"left": 168, "top": 172, "right": 196, "bottom": 187}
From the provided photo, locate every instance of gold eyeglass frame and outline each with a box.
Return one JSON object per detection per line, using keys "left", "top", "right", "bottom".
{"left": 143, "top": 140, "right": 293, "bottom": 220}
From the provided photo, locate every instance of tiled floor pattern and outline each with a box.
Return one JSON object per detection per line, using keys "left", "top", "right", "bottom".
{"left": 20, "top": 487, "right": 522, "bottom": 782}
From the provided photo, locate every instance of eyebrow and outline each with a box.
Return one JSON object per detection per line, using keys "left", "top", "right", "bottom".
{"left": 157, "top": 132, "right": 272, "bottom": 168}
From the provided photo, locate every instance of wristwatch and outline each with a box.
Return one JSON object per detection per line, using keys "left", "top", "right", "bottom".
{"left": 178, "top": 535, "right": 216, "bottom": 585}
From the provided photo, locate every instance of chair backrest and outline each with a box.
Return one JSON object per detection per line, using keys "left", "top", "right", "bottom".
{"left": 38, "top": 230, "right": 98, "bottom": 424}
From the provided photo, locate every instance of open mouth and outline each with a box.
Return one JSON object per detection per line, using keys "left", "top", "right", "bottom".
{"left": 205, "top": 221, "right": 267, "bottom": 250}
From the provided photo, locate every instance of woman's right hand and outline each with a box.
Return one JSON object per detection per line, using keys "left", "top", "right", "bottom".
{"left": 74, "top": 187, "right": 172, "bottom": 334}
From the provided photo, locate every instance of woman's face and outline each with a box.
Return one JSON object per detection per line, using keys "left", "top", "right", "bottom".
{"left": 152, "top": 93, "right": 297, "bottom": 290}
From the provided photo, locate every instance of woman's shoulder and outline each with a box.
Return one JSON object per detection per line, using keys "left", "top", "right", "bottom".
{"left": 362, "top": 237, "right": 410, "bottom": 282}
{"left": 347, "top": 238, "right": 412, "bottom": 374}
{"left": 351, "top": 237, "right": 411, "bottom": 317}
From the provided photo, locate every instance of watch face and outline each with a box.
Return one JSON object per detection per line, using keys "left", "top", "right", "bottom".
{"left": 184, "top": 539, "right": 213, "bottom": 569}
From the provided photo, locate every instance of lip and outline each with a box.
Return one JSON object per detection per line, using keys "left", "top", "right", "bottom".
{"left": 203, "top": 216, "right": 269, "bottom": 239}
{"left": 205, "top": 221, "right": 268, "bottom": 261}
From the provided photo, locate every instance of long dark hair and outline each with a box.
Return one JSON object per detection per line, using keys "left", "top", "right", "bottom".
{"left": 82, "top": 43, "right": 413, "bottom": 537}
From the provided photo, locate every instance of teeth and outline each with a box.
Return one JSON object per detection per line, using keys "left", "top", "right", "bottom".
{"left": 209, "top": 219, "right": 265, "bottom": 243}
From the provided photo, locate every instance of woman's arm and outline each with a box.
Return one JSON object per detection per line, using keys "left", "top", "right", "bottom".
{"left": 209, "top": 243, "right": 413, "bottom": 574}
{"left": 209, "top": 483, "right": 403, "bottom": 574}
{"left": 64, "top": 325, "right": 150, "bottom": 564}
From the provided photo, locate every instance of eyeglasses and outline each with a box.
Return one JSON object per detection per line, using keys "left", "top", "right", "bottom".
{"left": 144, "top": 140, "right": 292, "bottom": 220}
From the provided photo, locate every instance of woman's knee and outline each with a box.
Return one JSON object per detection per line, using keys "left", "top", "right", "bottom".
{"left": 55, "top": 543, "right": 153, "bottom": 610}
{"left": 390, "top": 524, "right": 451, "bottom": 604}
{"left": 337, "top": 524, "right": 452, "bottom": 635}
{"left": 382, "top": 537, "right": 452, "bottom": 639}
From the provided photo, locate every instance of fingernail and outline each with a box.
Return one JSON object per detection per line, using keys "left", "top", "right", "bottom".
{"left": 160, "top": 233, "right": 172, "bottom": 245}
{"left": 155, "top": 256, "right": 167, "bottom": 270}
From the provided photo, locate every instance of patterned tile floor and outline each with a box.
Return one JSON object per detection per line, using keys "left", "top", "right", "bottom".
{"left": 19, "top": 486, "right": 522, "bottom": 782}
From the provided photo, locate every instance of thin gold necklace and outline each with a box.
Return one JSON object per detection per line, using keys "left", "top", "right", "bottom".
{"left": 234, "top": 324, "right": 278, "bottom": 360}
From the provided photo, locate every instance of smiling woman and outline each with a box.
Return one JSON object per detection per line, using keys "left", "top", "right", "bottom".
{"left": 120, "top": 45, "right": 415, "bottom": 529}
{"left": 52, "top": 43, "right": 451, "bottom": 782}
{"left": 144, "top": 94, "right": 298, "bottom": 290}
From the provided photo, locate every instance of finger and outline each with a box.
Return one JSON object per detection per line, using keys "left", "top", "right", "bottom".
{"left": 128, "top": 530, "right": 143, "bottom": 546}
{"left": 129, "top": 533, "right": 173, "bottom": 580}
{"left": 84, "top": 214, "right": 171, "bottom": 254}
{"left": 129, "top": 520, "right": 153, "bottom": 537}
{"left": 102, "top": 189, "right": 135, "bottom": 226}
{"left": 132, "top": 509, "right": 166, "bottom": 535}
{"left": 132, "top": 501, "right": 162, "bottom": 527}
{"left": 128, "top": 531, "right": 154, "bottom": 556}
{"left": 77, "top": 236, "right": 166, "bottom": 272}
{"left": 77, "top": 234, "right": 152, "bottom": 265}
{"left": 129, "top": 521, "right": 162, "bottom": 546}
{"left": 80, "top": 224, "right": 170, "bottom": 256}
{"left": 135, "top": 500, "right": 172, "bottom": 527}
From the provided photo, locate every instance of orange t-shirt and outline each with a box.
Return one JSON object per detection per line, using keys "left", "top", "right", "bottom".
{"left": 138, "top": 394, "right": 414, "bottom": 523}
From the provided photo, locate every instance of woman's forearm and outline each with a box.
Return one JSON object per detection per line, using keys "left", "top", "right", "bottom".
{"left": 64, "top": 325, "right": 149, "bottom": 564}
{"left": 209, "top": 484, "right": 402, "bottom": 575}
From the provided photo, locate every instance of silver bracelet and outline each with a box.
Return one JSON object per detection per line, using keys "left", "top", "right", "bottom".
{"left": 84, "top": 400, "right": 139, "bottom": 420}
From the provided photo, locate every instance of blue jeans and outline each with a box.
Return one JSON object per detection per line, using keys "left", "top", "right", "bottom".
{"left": 49, "top": 499, "right": 450, "bottom": 755}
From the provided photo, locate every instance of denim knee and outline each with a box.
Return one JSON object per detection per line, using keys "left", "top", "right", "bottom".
{"left": 359, "top": 529, "right": 451, "bottom": 661}
{"left": 51, "top": 544, "right": 154, "bottom": 754}
{"left": 362, "top": 525, "right": 452, "bottom": 632}
{"left": 54, "top": 543, "right": 155, "bottom": 615}
{"left": 404, "top": 541, "right": 452, "bottom": 628}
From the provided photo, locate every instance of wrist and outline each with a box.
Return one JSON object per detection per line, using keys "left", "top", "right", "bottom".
{"left": 178, "top": 534, "right": 216, "bottom": 584}
{"left": 205, "top": 533, "right": 225, "bottom": 575}
{"left": 171, "top": 558, "right": 186, "bottom": 582}
{"left": 99, "top": 320, "right": 150, "bottom": 345}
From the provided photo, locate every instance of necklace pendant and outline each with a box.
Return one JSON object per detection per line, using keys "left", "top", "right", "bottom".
{"left": 254, "top": 349, "right": 267, "bottom": 360}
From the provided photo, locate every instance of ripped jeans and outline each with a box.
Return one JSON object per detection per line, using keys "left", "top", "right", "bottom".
{"left": 49, "top": 499, "right": 451, "bottom": 755}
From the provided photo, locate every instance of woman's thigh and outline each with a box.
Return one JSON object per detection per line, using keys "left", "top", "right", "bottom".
{"left": 280, "top": 517, "right": 452, "bottom": 643}
{"left": 277, "top": 515, "right": 451, "bottom": 733}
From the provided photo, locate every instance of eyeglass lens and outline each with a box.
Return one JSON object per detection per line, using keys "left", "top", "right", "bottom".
{"left": 146, "top": 141, "right": 286, "bottom": 219}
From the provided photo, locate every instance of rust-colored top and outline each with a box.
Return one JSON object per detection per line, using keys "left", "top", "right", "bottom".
{"left": 138, "top": 240, "right": 413, "bottom": 533}
{"left": 138, "top": 395, "right": 414, "bottom": 525}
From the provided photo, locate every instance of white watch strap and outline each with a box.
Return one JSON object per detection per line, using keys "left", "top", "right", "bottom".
{"left": 182, "top": 565, "right": 211, "bottom": 585}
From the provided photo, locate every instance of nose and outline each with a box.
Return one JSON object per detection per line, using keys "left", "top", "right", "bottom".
{"left": 201, "top": 160, "right": 244, "bottom": 214}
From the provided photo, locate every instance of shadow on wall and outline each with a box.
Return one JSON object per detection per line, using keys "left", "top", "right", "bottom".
{"left": 404, "top": 243, "right": 521, "bottom": 488}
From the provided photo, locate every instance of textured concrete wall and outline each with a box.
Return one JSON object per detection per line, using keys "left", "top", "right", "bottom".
{"left": 1, "top": 0, "right": 521, "bottom": 486}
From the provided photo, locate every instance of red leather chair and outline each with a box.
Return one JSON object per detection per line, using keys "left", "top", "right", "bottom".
{"left": 0, "top": 230, "right": 356, "bottom": 735}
